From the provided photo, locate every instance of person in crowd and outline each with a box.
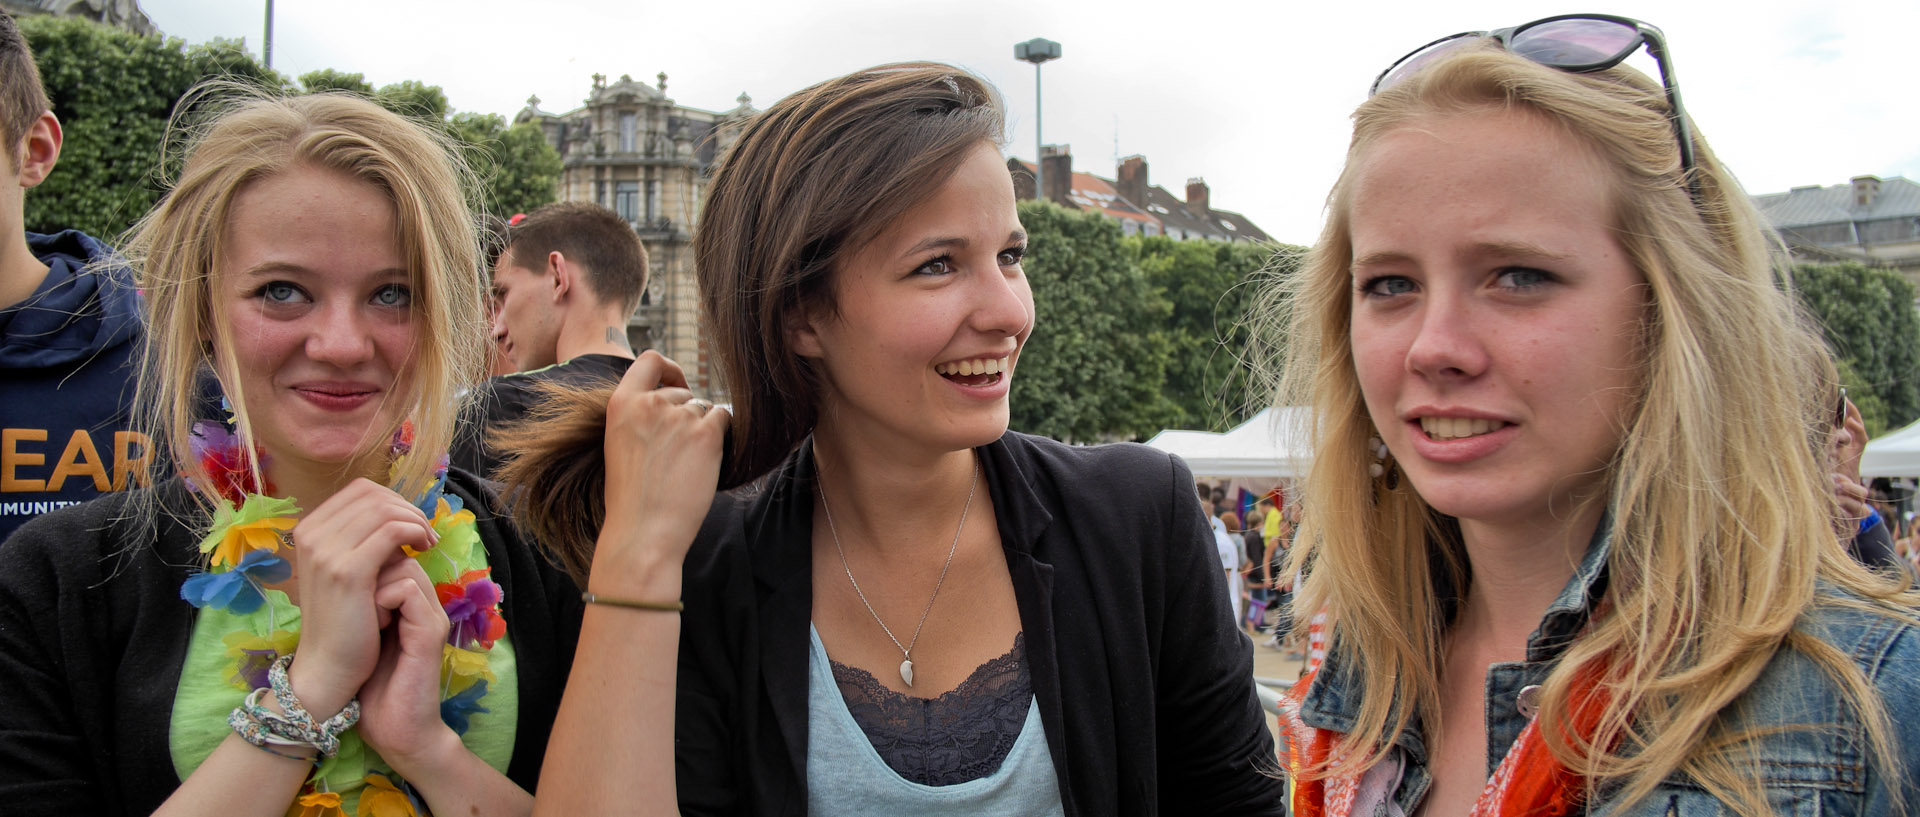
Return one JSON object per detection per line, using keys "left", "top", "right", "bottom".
{"left": 1828, "top": 388, "right": 1907, "bottom": 577}
{"left": 505, "top": 62, "right": 1283, "bottom": 816}
{"left": 453, "top": 201, "right": 648, "bottom": 477}
{"left": 1215, "top": 509, "right": 1247, "bottom": 626}
{"left": 1268, "top": 16, "right": 1920, "bottom": 815}
{"left": 0, "top": 12, "right": 147, "bottom": 540}
{"left": 0, "top": 92, "right": 581, "bottom": 815}
{"left": 1242, "top": 507, "right": 1269, "bottom": 635}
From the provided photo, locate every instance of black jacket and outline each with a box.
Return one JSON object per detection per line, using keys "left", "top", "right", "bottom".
{"left": 0, "top": 470, "right": 582, "bottom": 815}
{"left": 674, "top": 432, "right": 1285, "bottom": 816}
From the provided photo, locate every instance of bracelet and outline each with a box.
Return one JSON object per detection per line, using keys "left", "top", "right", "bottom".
{"left": 266, "top": 653, "right": 360, "bottom": 757}
{"left": 227, "top": 706, "right": 320, "bottom": 763}
{"left": 581, "top": 591, "right": 684, "bottom": 612}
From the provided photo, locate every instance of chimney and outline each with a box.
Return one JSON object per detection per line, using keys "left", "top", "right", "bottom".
{"left": 1041, "top": 144, "right": 1072, "bottom": 206}
{"left": 1117, "top": 155, "right": 1149, "bottom": 208}
{"left": 1008, "top": 158, "right": 1037, "bottom": 201}
{"left": 1852, "top": 175, "right": 1883, "bottom": 209}
{"left": 1185, "top": 177, "right": 1210, "bottom": 217}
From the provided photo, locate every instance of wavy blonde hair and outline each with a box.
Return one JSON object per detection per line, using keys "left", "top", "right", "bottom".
{"left": 123, "top": 90, "right": 487, "bottom": 516}
{"left": 1265, "top": 46, "right": 1919, "bottom": 813}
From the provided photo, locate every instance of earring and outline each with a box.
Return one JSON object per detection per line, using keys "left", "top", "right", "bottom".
{"left": 1368, "top": 435, "right": 1399, "bottom": 489}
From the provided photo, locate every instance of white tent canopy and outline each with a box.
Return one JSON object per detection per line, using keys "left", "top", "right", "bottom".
{"left": 1144, "top": 407, "right": 1313, "bottom": 478}
{"left": 1862, "top": 417, "right": 1920, "bottom": 477}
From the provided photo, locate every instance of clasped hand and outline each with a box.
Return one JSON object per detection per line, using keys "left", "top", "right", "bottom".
{"left": 284, "top": 478, "right": 456, "bottom": 769}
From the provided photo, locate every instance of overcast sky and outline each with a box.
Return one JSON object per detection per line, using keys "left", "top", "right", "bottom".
{"left": 138, "top": 0, "right": 1918, "bottom": 246}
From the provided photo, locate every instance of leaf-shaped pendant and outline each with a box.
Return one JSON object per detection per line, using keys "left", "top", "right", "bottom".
{"left": 900, "top": 658, "right": 914, "bottom": 687}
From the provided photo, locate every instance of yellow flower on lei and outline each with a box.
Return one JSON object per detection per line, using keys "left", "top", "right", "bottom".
{"left": 356, "top": 774, "right": 419, "bottom": 817}
{"left": 289, "top": 790, "right": 345, "bottom": 817}
{"left": 443, "top": 643, "right": 496, "bottom": 692}
{"left": 200, "top": 494, "right": 300, "bottom": 568}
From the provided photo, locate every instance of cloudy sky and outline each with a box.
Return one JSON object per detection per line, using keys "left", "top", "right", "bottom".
{"left": 139, "top": 0, "right": 1918, "bottom": 246}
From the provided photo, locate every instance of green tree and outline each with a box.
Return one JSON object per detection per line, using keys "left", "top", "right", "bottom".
{"left": 1792, "top": 262, "right": 1920, "bottom": 434}
{"left": 374, "top": 79, "right": 450, "bottom": 123}
{"left": 1010, "top": 201, "right": 1179, "bottom": 442}
{"left": 297, "top": 68, "right": 373, "bottom": 95}
{"left": 447, "top": 112, "right": 562, "bottom": 218}
{"left": 23, "top": 17, "right": 565, "bottom": 238}
{"left": 22, "top": 17, "right": 278, "bottom": 239}
{"left": 1132, "top": 236, "right": 1301, "bottom": 431}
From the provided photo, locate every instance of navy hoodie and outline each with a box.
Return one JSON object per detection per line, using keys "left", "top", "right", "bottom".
{"left": 0, "top": 231, "right": 146, "bottom": 541}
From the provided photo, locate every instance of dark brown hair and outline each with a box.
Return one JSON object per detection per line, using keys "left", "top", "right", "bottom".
{"left": 495, "top": 62, "right": 1004, "bottom": 582}
{"left": 0, "top": 12, "right": 50, "bottom": 167}
{"left": 501, "top": 200, "right": 650, "bottom": 314}
{"left": 699, "top": 62, "right": 1004, "bottom": 487}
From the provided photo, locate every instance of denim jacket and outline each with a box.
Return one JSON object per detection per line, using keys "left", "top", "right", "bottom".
{"left": 1294, "top": 523, "right": 1920, "bottom": 816}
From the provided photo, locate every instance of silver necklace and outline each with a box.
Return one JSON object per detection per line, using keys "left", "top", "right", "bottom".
{"left": 818, "top": 458, "right": 978, "bottom": 688}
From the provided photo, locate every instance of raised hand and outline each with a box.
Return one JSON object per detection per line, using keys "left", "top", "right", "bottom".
{"left": 592, "top": 350, "right": 730, "bottom": 590}
{"left": 356, "top": 555, "right": 458, "bottom": 774}
{"left": 284, "top": 478, "right": 437, "bottom": 719}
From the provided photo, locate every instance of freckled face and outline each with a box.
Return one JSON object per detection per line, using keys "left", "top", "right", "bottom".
{"left": 794, "top": 142, "right": 1035, "bottom": 459}
{"left": 216, "top": 164, "right": 416, "bottom": 481}
{"left": 1347, "top": 109, "right": 1646, "bottom": 531}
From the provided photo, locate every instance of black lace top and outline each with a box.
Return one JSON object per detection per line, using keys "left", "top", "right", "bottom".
{"left": 829, "top": 633, "right": 1032, "bottom": 786}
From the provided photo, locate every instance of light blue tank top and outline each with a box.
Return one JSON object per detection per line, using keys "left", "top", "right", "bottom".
{"left": 806, "top": 625, "right": 1065, "bottom": 815}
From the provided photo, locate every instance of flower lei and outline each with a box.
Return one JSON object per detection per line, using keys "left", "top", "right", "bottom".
{"left": 178, "top": 418, "right": 505, "bottom": 815}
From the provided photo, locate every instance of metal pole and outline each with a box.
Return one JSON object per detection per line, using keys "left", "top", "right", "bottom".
{"left": 263, "top": 0, "right": 274, "bottom": 69}
{"left": 1034, "top": 62, "right": 1044, "bottom": 198}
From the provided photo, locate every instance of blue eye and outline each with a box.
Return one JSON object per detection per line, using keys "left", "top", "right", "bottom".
{"left": 1496, "top": 268, "right": 1552, "bottom": 290}
{"left": 260, "top": 281, "right": 306, "bottom": 304}
{"left": 372, "top": 284, "right": 412, "bottom": 308}
{"left": 1360, "top": 276, "right": 1417, "bottom": 297}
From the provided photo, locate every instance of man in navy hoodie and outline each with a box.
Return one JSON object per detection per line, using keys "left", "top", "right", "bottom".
{"left": 0, "top": 13, "right": 147, "bottom": 541}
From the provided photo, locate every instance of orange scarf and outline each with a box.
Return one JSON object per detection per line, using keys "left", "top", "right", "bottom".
{"left": 1279, "top": 658, "right": 1612, "bottom": 817}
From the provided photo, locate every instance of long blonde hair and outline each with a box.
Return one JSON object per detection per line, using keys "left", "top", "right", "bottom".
{"left": 123, "top": 90, "right": 486, "bottom": 515}
{"left": 1267, "top": 46, "right": 1918, "bottom": 813}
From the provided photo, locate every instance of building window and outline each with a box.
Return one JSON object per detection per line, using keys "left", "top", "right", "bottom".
{"left": 646, "top": 180, "right": 661, "bottom": 222}
{"left": 619, "top": 112, "right": 638, "bottom": 153}
{"left": 595, "top": 181, "right": 607, "bottom": 208}
{"left": 615, "top": 181, "right": 641, "bottom": 223}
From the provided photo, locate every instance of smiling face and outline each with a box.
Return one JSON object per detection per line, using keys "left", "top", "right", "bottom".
{"left": 489, "top": 250, "right": 561, "bottom": 372}
{"left": 793, "top": 141, "right": 1034, "bottom": 459}
{"left": 1346, "top": 108, "right": 1646, "bottom": 533}
{"left": 216, "top": 163, "right": 416, "bottom": 485}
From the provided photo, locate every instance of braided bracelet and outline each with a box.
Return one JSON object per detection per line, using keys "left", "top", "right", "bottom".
{"left": 227, "top": 705, "right": 320, "bottom": 763}
{"left": 265, "top": 653, "right": 360, "bottom": 756}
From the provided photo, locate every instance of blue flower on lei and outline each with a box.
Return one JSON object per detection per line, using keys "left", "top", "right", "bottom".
{"left": 180, "top": 549, "right": 292, "bottom": 614}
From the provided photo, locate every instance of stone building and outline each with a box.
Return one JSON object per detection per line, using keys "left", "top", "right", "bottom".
{"left": 514, "top": 72, "right": 756, "bottom": 397}
{"left": 1754, "top": 175, "right": 1920, "bottom": 282}
{"left": 1009, "top": 146, "right": 1270, "bottom": 243}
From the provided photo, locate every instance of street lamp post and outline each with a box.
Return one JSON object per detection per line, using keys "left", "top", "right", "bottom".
{"left": 1014, "top": 38, "right": 1061, "bottom": 199}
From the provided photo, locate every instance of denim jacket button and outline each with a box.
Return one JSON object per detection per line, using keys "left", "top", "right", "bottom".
{"left": 1516, "top": 684, "right": 1542, "bottom": 719}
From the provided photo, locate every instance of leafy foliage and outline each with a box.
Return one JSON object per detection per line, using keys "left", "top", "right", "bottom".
{"left": 1010, "top": 201, "right": 1179, "bottom": 442}
{"left": 1791, "top": 261, "right": 1920, "bottom": 435}
{"left": 21, "top": 17, "right": 279, "bottom": 239}
{"left": 22, "top": 17, "right": 561, "bottom": 239}
{"left": 448, "top": 113, "right": 562, "bottom": 219}
{"left": 1133, "top": 236, "right": 1300, "bottom": 431}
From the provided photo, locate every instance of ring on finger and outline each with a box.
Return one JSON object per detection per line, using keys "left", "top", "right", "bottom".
{"left": 686, "top": 397, "right": 714, "bottom": 414}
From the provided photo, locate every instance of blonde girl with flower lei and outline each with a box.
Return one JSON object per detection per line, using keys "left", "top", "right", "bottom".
{"left": 0, "top": 92, "right": 581, "bottom": 815}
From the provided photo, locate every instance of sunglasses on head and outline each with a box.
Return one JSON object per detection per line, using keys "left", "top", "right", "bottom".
{"left": 1371, "top": 14, "right": 1699, "bottom": 204}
